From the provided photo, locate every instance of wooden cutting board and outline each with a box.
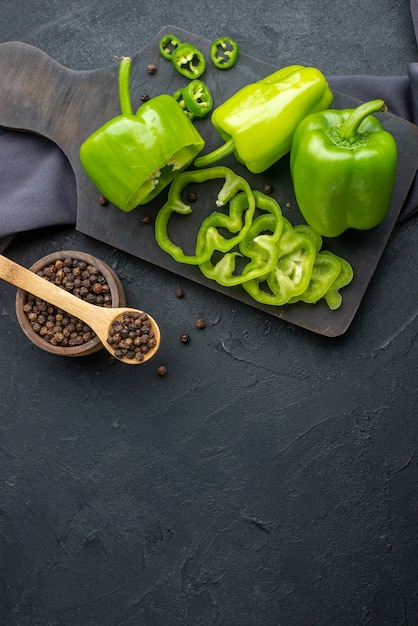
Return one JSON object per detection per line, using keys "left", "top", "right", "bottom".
{"left": 1, "top": 26, "right": 417, "bottom": 336}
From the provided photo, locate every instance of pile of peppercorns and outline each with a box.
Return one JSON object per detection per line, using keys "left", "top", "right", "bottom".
{"left": 106, "top": 311, "right": 158, "bottom": 361}
{"left": 22, "top": 257, "right": 112, "bottom": 348}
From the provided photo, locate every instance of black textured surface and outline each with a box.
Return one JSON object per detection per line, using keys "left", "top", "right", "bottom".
{"left": 1, "top": 2, "right": 417, "bottom": 625}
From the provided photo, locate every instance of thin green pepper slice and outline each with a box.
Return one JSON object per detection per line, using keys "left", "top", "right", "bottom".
{"left": 323, "top": 252, "right": 354, "bottom": 310}
{"left": 171, "top": 42, "right": 206, "bottom": 79}
{"left": 287, "top": 250, "right": 342, "bottom": 305}
{"left": 154, "top": 166, "right": 255, "bottom": 265}
{"left": 182, "top": 80, "right": 213, "bottom": 118}
{"left": 210, "top": 37, "right": 240, "bottom": 69}
{"left": 159, "top": 33, "right": 182, "bottom": 60}
{"left": 242, "top": 218, "right": 317, "bottom": 306}
{"left": 198, "top": 191, "right": 283, "bottom": 287}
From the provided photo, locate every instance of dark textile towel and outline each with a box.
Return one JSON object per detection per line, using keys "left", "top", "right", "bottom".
{"left": 1, "top": 6, "right": 417, "bottom": 252}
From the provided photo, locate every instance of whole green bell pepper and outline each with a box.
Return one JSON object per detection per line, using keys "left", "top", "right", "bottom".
{"left": 290, "top": 99, "right": 398, "bottom": 237}
{"left": 194, "top": 64, "right": 333, "bottom": 173}
{"left": 79, "top": 56, "right": 205, "bottom": 211}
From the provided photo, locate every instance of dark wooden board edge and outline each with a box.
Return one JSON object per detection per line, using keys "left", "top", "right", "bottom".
{"left": 1, "top": 26, "right": 417, "bottom": 336}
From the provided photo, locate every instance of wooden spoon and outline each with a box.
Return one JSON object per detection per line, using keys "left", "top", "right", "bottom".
{"left": 0, "top": 254, "right": 160, "bottom": 364}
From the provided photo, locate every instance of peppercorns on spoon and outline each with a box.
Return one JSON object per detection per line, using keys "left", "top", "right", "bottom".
{"left": 0, "top": 254, "right": 160, "bottom": 364}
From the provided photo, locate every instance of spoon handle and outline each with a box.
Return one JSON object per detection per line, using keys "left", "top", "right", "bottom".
{"left": 0, "top": 254, "right": 97, "bottom": 321}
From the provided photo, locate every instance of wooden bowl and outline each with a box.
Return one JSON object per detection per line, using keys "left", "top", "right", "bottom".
{"left": 15, "top": 250, "right": 126, "bottom": 357}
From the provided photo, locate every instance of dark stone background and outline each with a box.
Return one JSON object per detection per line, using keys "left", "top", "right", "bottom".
{"left": 0, "top": 1, "right": 417, "bottom": 625}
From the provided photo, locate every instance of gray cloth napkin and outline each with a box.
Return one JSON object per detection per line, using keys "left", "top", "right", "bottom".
{"left": 1, "top": 6, "right": 417, "bottom": 252}
{"left": 0, "top": 129, "right": 77, "bottom": 252}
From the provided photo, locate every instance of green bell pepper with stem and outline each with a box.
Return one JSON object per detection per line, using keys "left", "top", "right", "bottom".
{"left": 194, "top": 65, "right": 333, "bottom": 173}
{"left": 79, "top": 56, "right": 205, "bottom": 211}
{"left": 154, "top": 166, "right": 256, "bottom": 265}
{"left": 290, "top": 99, "right": 398, "bottom": 237}
{"left": 198, "top": 190, "right": 283, "bottom": 286}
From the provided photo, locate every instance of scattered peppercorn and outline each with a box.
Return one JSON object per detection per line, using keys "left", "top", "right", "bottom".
{"left": 141, "top": 215, "right": 152, "bottom": 224}
{"left": 23, "top": 257, "right": 112, "bottom": 348}
{"left": 180, "top": 333, "right": 190, "bottom": 343}
{"left": 186, "top": 191, "right": 198, "bottom": 203}
{"left": 106, "top": 311, "right": 157, "bottom": 361}
{"left": 195, "top": 317, "right": 206, "bottom": 329}
{"left": 262, "top": 183, "right": 273, "bottom": 195}
{"left": 286, "top": 201, "right": 293, "bottom": 209}
{"left": 147, "top": 64, "right": 157, "bottom": 74}
{"left": 157, "top": 365, "right": 168, "bottom": 376}
{"left": 175, "top": 288, "right": 185, "bottom": 298}
{"left": 97, "top": 195, "right": 109, "bottom": 205}
{"left": 140, "top": 94, "right": 150, "bottom": 102}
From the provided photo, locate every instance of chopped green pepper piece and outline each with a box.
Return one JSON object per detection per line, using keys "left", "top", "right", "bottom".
{"left": 171, "top": 42, "right": 206, "bottom": 79}
{"left": 182, "top": 80, "right": 213, "bottom": 118}
{"left": 198, "top": 190, "right": 283, "bottom": 286}
{"left": 210, "top": 37, "right": 240, "bottom": 69}
{"left": 173, "top": 88, "right": 195, "bottom": 120}
{"left": 154, "top": 166, "right": 256, "bottom": 265}
{"left": 194, "top": 65, "right": 333, "bottom": 173}
{"left": 159, "top": 33, "right": 182, "bottom": 60}
{"left": 79, "top": 56, "right": 205, "bottom": 211}
{"left": 290, "top": 99, "right": 398, "bottom": 237}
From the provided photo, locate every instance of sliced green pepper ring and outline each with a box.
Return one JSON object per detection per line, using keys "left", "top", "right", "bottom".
{"left": 171, "top": 42, "right": 206, "bottom": 79}
{"left": 173, "top": 88, "right": 195, "bottom": 120}
{"left": 210, "top": 37, "right": 240, "bottom": 69}
{"left": 198, "top": 191, "right": 283, "bottom": 287}
{"left": 154, "top": 166, "right": 256, "bottom": 265}
{"left": 159, "top": 34, "right": 182, "bottom": 60}
{"left": 182, "top": 80, "right": 213, "bottom": 118}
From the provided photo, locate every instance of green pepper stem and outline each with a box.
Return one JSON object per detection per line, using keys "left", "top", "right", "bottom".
{"left": 118, "top": 56, "right": 133, "bottom": 116}
{"left": 339, "top": 99, "right": 386, "bottom": 143}
{"left": 194, "top": 137, "right": 235, "bottom": 168}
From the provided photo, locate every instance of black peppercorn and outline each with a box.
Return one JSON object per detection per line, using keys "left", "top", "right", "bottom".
{"left": 186, "top": 191, "right": 198, "bottom": 202}
{"left": 23, "top": 257, "right": 113, "bottom": 349}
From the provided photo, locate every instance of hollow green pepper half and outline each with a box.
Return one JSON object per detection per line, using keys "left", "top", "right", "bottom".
{"left": 198, "top": 191, "right": 283, "bottom": 286}
{"left": 210, "top": 37, "right": 240, "bottom": 69}
{"left": 79, "top": 56, "right": 205, "bottom": 211}
{"left": 171, "top": 43, "right": 206, "bottom": 79}
{"left": 194, "top": 65, "right": 333, "bottom": 173}
{"left": 290, "top": 99, "right": 398, "bottom": 237}
{"left": 154, "top": 166, "right": 256, "bottom": 265}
